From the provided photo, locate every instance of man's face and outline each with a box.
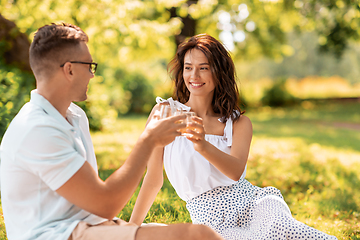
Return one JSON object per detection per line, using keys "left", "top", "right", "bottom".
{"left": 70, "top": 42, "right": 94, "bottom": 102}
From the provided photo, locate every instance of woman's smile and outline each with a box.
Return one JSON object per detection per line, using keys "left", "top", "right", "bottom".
{"left": 183, "top": 48, "right": 215, "bottom": 95}
{"left": 189, "top": 82, "right": 205, "bottom": 88}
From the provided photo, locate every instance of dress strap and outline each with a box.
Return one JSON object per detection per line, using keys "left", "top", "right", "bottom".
{"left": 223, "top": 117, "right": 233, "bottom": 147}
{"left": 221, "top": 110, "right": 240, "bottom": 147}
{"left": 156, "top": 97, "right": 191, "bottom": 115}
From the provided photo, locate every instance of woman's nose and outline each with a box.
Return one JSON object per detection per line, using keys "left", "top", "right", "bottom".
{"left": 191, "top": 69, "right": 199, "bottom": 79}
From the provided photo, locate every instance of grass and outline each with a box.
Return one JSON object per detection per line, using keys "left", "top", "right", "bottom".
{"left": 0, "top": 102, "right": 359, "bottom": 239}
{"left": 244, "top": 101, "right": 360, "bottom": 239}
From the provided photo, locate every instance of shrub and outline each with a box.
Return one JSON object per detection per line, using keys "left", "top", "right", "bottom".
{"left": 74, "top": 101, "right": 103, "bottom": 131}
{"left": 0, "top": 63, "right": 35, "bottom": 142}
{"left": 121, "top": 72, "right": 155, "bottom": 114}
{"left": 261, "top": 78, "right": 298, "bottom": 107}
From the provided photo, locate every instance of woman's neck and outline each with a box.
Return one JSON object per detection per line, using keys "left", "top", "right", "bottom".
{"left": 186, "top": 95, "right": 215, "bottom": 119}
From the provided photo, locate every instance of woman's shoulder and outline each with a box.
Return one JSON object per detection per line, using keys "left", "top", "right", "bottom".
{"left": 150, "top": 102, "right": 162, "bottom": 113}
{"left": 233, "top": 114, "right": 252, "bottom": 132}
{"left": 146, "top": 103, "right": 162, "bottom": 124}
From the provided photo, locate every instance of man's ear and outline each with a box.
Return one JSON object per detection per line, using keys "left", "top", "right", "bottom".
{"left": 62, "top": 62, "right": 74, "bottom": 80}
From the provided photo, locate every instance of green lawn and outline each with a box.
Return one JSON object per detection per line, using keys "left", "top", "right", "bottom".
{"left": 0, "top": 101, "right": 359, "bottom": 239}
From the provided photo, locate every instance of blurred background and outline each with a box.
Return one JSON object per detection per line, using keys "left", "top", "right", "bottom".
{"left": 1, "top": 0, "right": 359, "bottom": 133}
{"left": 0, "top": 1, "right": 360, "bottom": 239}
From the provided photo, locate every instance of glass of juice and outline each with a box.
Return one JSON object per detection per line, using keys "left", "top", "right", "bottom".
{"left": 159, "top": 104, "right": 172, "bottom": 119}
{"left": 174, "top": 110, "right": 196, "bottom": 136}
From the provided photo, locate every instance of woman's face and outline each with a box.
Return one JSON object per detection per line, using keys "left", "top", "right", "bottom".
{"left": 183, "top": 48, "right": 215, "bottom": 97}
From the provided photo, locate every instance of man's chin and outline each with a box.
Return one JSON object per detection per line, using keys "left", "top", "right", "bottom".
{"left": 74, "top": 95, "right": 88, "bottom": 102}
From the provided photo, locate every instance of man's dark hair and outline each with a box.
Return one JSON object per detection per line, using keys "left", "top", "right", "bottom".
{"left": 29, "top": 23, "right": 88, "bottom": 78}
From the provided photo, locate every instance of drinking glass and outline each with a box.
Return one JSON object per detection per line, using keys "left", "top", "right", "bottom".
{"left": 159, "top": 104, "right": 172, "bottom": 119}
{"left": 174, "top": 110, "right": 196, "bottom": 136}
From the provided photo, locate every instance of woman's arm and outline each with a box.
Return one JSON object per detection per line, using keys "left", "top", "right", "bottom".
{"left": 186, "top": 115, "right": 253, "bottom": 181}
{"left": 129, "top": 104, "right": 165, "bottom": 225}
{"left": 129, "top": 146, "right": 164, "bottom": 225}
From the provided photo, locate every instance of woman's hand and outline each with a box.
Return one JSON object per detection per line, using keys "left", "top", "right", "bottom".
{"left": 184, "top": 116, "right": 209, "bottom": 153}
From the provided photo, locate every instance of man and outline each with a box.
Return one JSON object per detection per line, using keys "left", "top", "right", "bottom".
{"left": 0, "top": 23, "right": 223, "bottom": 240}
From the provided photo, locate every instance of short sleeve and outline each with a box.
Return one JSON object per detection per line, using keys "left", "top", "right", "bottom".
{"left": 17, "top": 125, "right": 85, "bottom": 190}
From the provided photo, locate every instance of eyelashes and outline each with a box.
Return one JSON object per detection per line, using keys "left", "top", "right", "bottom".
{"left": 184, "top": 67, "right": 209, "bottom": 71}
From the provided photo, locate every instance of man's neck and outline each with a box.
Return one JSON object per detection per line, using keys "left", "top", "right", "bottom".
{"left": 37, "top": 88, "right": 71, "bottom": 119}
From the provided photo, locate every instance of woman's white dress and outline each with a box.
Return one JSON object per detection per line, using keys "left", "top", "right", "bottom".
{"left": 162, "top": 105, "right": 337, "bottom": 239}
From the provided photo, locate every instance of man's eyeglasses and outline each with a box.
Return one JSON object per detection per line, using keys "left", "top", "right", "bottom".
{"left": 60, "top": 61, "right": 98, "bottom": 74}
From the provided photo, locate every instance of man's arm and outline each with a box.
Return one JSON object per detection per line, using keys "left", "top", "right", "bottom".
{"left": 56, "top": 114, "right": 186, "bottom": 219}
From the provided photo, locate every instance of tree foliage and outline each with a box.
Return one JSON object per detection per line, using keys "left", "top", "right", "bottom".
{"left": 2, "top": 0, "right": 359, "bottom": 60}
{"left": 0, "top": 0, "right": 359, "bottom": 137}
{"left": 0, "top": 64, "right": 35, "bottom": 141}
{"left": 0, "top": 14, "right": 35, "bottom": 142}
{"left": 209, "top": 0, "right": 360, "bottom": 59}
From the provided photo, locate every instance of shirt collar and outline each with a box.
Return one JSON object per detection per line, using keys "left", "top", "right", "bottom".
{"left": 30, "top": 90, "right": 78, "bottom": 130}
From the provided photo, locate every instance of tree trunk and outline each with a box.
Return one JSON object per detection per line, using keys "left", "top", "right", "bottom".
{"left": 170, "top": 0, "right": 198, "bottom": 47}
{"left": 0, "top": 14, "right": 31, "bottom": 72}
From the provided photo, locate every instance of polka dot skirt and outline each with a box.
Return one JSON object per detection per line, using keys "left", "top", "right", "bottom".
{"left": 186, "top": 179, "right": 337, "bottom": 240}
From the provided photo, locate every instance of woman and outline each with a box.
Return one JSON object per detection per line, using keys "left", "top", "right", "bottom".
{"left": 130, "top": 34, "right": 337, "bottom": 240}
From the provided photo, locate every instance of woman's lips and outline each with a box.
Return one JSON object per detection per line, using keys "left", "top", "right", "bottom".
{"left": 190, "top": 82, "right": 205, "bottom": 87}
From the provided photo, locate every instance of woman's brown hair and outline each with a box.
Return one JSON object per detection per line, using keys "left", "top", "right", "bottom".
{"left": 168, "top": 33, "right": 244, "bottom": 122}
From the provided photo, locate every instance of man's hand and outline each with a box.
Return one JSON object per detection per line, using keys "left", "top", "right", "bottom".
{"left": 143, "top": 114, "right": 186, "bottom": 147}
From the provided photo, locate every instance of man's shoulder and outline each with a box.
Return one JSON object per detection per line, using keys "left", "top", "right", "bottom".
{"left": 1, "top": 103, "right": 54, "bottom": 154}
{"left": 17, "top": 101, "right": 60, "bottom": 127}
{"left": 3, "top": 103, "right": 64, "bottom": 143}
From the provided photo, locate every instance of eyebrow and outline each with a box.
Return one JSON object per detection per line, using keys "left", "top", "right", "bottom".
{"left": 184, "top": 62, "right": 209, "bottom": 65}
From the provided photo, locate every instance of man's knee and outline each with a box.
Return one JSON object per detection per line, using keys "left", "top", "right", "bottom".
{"left": 135, "top": 223, "right": 222, "bottom": 240}
{"left": 189, "top": 225, "right": 223, "bottom": 240}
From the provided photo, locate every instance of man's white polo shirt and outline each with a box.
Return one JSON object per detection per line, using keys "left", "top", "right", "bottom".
{"left": 0, "top": 90, "right": 107, "bottom": 240}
